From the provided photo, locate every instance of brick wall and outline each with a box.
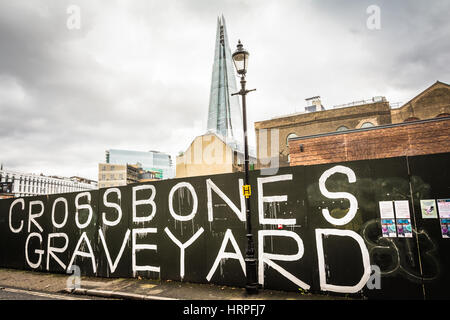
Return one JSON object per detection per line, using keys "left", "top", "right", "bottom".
{"left": 255, "top": 101, "right": 391, "bottom": 168}
{"left": 289, "top": 117, "right": 450, "bottom": 166}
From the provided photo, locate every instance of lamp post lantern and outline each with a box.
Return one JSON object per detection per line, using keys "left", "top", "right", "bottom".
{"left": 231, "top": 40, "right": 258, "bottom": 294}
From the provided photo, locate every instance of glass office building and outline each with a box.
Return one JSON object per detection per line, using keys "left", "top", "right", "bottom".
{"left": 105, "top": 149, "right": 174, "bottom": 179}
{"left": 207, "top": 15, "right": 244, "bottom": 151}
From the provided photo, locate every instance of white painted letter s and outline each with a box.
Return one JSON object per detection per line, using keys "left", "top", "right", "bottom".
{"left": 318, "top": 165, "right": 358, "bottom": 226}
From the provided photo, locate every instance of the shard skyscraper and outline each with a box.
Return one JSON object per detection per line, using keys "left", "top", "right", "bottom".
{"left": 207, "top": 15, "right": 244, "bottom": 151}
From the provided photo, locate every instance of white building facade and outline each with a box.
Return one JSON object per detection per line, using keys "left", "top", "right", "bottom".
{"left": 0, "top": 169, "right": 97, "bottom": 197}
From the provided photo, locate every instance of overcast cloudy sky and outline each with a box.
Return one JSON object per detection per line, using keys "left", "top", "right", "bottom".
{"left": 1, "top": 0, "right": 449, "bottom": 181}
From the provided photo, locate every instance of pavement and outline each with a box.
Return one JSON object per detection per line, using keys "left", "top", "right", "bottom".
{"left": 0, "top": 267, "right": 353, "bottom": 300}
{"left": 0, "top": 286, "right": 96, "bottom": 300}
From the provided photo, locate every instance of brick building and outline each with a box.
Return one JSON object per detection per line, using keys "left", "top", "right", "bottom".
{"left": 289, "top": 117, "right": 450, "bottom": 166}
{"left": 255, "top": 80, "right": 450, "bottom": 168}
{"left": 98, "top": 163, "right": 140, "bottom": 188}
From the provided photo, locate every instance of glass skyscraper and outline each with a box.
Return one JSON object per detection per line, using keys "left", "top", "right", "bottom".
{"left": 207, "top": 15, "right": 244, "bottom": 152}
{"left": 105, "top": 149, "right": 174, "bottom": 179}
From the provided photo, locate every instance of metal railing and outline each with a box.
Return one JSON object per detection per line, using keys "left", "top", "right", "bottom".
{"left": 332, "top": 96, "right": 387, "bottom": 109}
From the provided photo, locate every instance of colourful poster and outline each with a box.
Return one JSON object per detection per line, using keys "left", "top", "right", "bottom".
{"left": 437, "top": 199, "right": 450, "bottom": 218}
{"left": 381, "top": 219, "right": 397, "bottom": 237}
{"left": 420, "top": 199, "right": 438, "bottom": 219}
{"left": 394, "top": 200, "right": 410, "bottom": 219}
{"left": 440, "top": 219, "right": 450, "bottom": 238}
{"left": 396, "top": 219, "right": 413, "bottom": 238}
{"left": 379, "top": 201, "right": 395, "bottom": 219}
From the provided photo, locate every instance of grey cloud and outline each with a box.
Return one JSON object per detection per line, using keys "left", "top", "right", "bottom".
{"left": 0, "top": 0, "right": 449, "bottom": 180}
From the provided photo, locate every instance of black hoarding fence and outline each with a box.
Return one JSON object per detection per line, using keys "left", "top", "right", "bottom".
{"left": 0, "top": 153, "right": 449, "bottom": 300}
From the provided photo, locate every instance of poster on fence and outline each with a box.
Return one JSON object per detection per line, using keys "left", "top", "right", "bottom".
{"left": 394, "top": 200, "right": 410, "bottom": 219}
{"left": 396, "top": 219, "right": 413, "bottom": 238}
{"left": 420, "top": 199, "right": 438, "bottom": 219}
{"left": 440, "top": 219, "right": 450, "bottom": 238}
{"left": 381, "top": 219, "right": 397, "bottom": 237}
{"left": 379, "top": 201, "right": 395, "bottom": 219}
{"left": 437, "top": 199, "right": 450, "bottom": 218}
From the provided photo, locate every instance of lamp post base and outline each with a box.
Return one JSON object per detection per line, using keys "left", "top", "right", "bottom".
{"left": 245, "top": 257, "right": 259, "bottom": 294}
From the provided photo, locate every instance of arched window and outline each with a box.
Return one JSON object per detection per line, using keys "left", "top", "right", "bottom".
{"left": 286, "top": 133, "right": 298, "bottom": 146}
{"left": 360, "top": 122, "right": 375, "bottom": 128}
{"left": 336, "top": 126, "right": 349, "bottom": 132}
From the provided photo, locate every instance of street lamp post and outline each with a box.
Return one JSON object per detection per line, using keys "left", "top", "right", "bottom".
{"left": 231, "top": 40, "right": 258, "bottom": 294}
